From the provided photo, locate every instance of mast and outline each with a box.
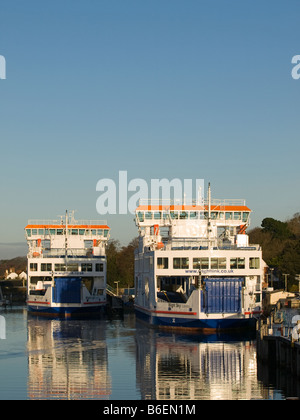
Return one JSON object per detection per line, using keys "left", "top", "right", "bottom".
{"left": 65, "top": 210, "right": 68, "bottom": 261}
{"left": 207, "top": 183, "right": 211, "bottom": 249}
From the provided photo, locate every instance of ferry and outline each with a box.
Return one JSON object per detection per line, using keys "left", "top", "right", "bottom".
{"left": 25, "top": 211, "right": 110, "bottom": 318}
{"left": 134, "top": 184, "right": 265, "bottom": 331}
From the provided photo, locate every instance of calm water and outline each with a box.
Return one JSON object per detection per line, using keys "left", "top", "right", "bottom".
{"left": 0, "top": 306, "right": 299, "bottom": 400}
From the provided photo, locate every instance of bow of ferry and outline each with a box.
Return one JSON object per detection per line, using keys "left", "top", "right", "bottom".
{"left": 25, "top": 211, "right": 110, "bottom": 318}
{"left": 134, "top": 184, "right": 266, "bottom": 332}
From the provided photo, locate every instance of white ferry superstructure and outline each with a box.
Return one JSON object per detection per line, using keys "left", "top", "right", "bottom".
{"left": 134, "top": 184, "right": 265, "bottom": 331}
{"left": 25, "top": 211, "right": 110, "bottom": 318}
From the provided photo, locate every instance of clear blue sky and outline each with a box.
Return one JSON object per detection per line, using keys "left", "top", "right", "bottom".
{"left": 0, "top": 0, "right": 300, "bottom": 258}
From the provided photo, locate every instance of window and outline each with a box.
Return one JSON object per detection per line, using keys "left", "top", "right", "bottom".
{"left": 30, "top": 263, "right": 38, "bottom": 272}
{"left": 234, "top": 212, "right": 241, "bottom": 220}
{"left": 249, "top": 257, "right": 260, "bottom": 269}
{"left": 242, "top": 212, "right": 249, "bottom": 222}
{"left": 67, "top": 263, "right": 79, "bottom": 272}
{"left": 154, "top": 212, "right": 161, "bottom": 220}
{"left": 173, "top": 258, "right": 189, "bottom": 269}
{"left": 193, "top": 257, "right": 209, "bottom": 269}
{"left": 225, "top": 212, "right": 232, "bottom": 220}
{"left": 41, "top": 263, "right": 52, "bottom": 271}
{"left": 137, "top": 212, "right": 144, "bottom": 222}
{"left": 50, "top": 229, "right": 55, "bottom": 235}
{"left": 211, "top": 258, "right": 226, "bottom": 269}
{"left": 179, "top": 212, "right": 188, "bottom": 219}
{"left": 38, "top": 229, "right": 44, "bottom": 235}
{"left": 82, "top": 263, "right": 93, "bottom": 272}
{"left": 104, "top": 230, "right": 109, "bottom": 237}
{"left": 230, "top": 258, "right": 245, "bottom": 269}
{"left": 157, "top": 257, "right": 168, "bottom": 269}
{"left": 97, "top": 229, "right": 103, "bottom": 236}
{"left": 79, "top": 229, "right": 85, "bottom": 235}
{"left": 189, "top": 212, "right": 198, "bottom": 219}
{"left": 95, "top": 263, "right": 104, "bottom": 272}
{"left": 26, "top": 229, "right": 31, "bottom": 237}
{"left": 71, "top": 229, "right": 78, "bottom": 235}
{"left": 55, "top": 263, "right": 66, "bottom": 271}
{"left": 57, "top": 229, "right": 64, "bottom": 235}
{"left": 145, "top": 212, "right": 152, "bottom": 219}
{"left": 32, "top": 229, "right": 37, "bottom": 235}
{"left": 170, "top": 212, "right": 178, "bottom": 219}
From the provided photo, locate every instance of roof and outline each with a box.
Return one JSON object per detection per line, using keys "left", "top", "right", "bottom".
{"left": 136, "top": 205, "right": 251, "bottom": 212}
{"left": 25, "top": 224, "right": 110, "bottom": 230}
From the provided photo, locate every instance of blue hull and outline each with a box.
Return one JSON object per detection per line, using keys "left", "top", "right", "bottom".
{"left": 28, "top": 304, "right": 106, "bottom": 319}
{"left": 135, "top": 307, "right": 257, "bottom": 332}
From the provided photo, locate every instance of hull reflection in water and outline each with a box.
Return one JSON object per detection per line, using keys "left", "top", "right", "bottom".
{"left": 135, "top": 320, "right": 267, "bottom": 400}
{"left": 27, "top": 318, "right": 111, "bottom": 399}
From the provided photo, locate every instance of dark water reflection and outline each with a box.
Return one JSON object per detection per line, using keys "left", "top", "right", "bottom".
{"left": 0, "top": 307, "right": 299, "bottom": 399}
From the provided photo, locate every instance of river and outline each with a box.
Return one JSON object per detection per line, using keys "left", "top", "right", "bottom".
{"left": 0, "top": 306, "right": 299, "bottom": 400}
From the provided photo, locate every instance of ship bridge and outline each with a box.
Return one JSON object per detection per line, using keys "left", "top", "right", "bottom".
{"left": 135, "top": 193, "right": 252, "bottom": 251}
{"left": 25, "top": 212, "right": 110, "bottom": 258}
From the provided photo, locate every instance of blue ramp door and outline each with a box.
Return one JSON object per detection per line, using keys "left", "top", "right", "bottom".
{"left": 202, "top": 278, "right": 242, "bottom": 314}
{"left": 52, "top": 277, "right": 82, "bottom": 304}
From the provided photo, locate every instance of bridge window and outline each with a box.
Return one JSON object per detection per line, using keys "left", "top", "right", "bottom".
{"left": 225, "top": 212, "right": 232, "bottom": 220}
{"left": 137, "top": 212, "right": 144, "bottom": 221}
{"left": 179, "top": 212, "right": 188, "bottom": 219}
{"left": 242, "top": 212, "right": 249, "bottom": 222}
{"left": 234, "top": 212, "right": 241, "bottom": 220}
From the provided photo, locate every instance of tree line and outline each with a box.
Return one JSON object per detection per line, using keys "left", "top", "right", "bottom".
{"left": 249, "top": 213, "right": 300, "bottom": 291}
{"left": 106, "top": 237, "right": 138, "bottom": 290}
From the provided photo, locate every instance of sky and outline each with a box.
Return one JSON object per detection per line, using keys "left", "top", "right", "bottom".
{"left": 0, "top": 0, "right": 300, "bottom": 258}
